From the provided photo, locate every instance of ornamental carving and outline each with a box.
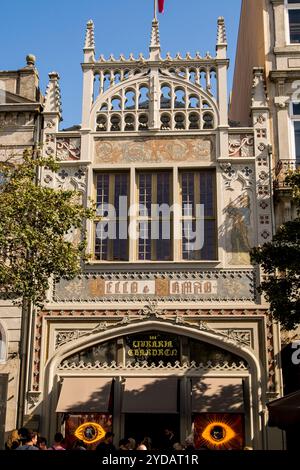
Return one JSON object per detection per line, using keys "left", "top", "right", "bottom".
{"left": 228, "top": 134, "right": 254, "bottom": 157}
{"left": 220, "top": 163, "right": 254, "bottom": 190}
{"left": 0, "top": 112, "right": 34, "bottom": 128}
{"left": 94, "top": 137, "right": 215, "bottom": 164}
{"left": 56, "top": 137, "right": 81, "bottom": 161}
{"left": 55, "top": 330, "right": 90, "bottom": 349}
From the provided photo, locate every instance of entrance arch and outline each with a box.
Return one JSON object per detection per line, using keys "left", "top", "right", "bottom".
{"left": 42, "top": 319, "right": 264, "bottom": 449}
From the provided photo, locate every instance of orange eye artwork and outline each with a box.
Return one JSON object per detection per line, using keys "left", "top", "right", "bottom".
{"left": 194, "top": 414, "right": 244, "bottom": 450}
{"left": 74, "top": 422, "right": 106, "bottom": 445}
{"left": 202, "top": 421, "right": 236, "bottom": 447}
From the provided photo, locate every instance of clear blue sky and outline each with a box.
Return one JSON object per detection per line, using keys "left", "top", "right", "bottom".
{"left": 0, "top": 0, "right": 241, "bottom": 128}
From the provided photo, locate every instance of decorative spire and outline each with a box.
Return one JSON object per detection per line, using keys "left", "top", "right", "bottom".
{"left": 44, "top": 72, "right": 62, "bottom": 117}
{"left": 149, "top": 18, "right": 161, "bottom": 60}
{"left": 84, "top": 20, "right": 95, "bottom": 61}
{"left": 252, "top": 67, "right": 268, "bottom": 108}
{"left": 216, "top": 17, "right": 227, "bottom": 58}
{"left": 217, "top": 17, "right": 227, "bottom": 45}
{"left": 84, "top": 20, "right": 95, "bottom": 49}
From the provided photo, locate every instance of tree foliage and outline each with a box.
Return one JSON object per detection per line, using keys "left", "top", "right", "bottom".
{"left": 251, "top": 169, "right": 300, "bottom": 330}
{"left": 0, "top": 150, "right": 95, "bottom": 306}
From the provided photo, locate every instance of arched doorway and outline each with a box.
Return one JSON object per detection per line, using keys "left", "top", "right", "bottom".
{"left": 43, "top": 320, "right": 263, "bottom": 450}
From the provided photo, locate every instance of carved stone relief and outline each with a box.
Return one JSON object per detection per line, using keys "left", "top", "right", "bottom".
{"left": 56, "top": 137, "right": 81, "bottom": 161}
{"left": 228, "top": 134, "right": 254, "bottom": 157}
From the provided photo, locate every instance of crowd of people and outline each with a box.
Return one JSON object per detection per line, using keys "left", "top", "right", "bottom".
{"left": 4, "top": 427, "right": 253, "bottom": 451}
{"left": 4, "top": 427, "right": 198, "bottom": 451}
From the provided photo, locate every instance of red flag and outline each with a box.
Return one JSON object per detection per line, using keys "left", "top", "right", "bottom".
{"left": 158, "top": 0, "right": 165, "bottom": 14}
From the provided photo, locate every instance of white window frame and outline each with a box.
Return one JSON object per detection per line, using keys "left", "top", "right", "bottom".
{"left": 289, "top": 101, "right": 300, "bottom": 164}
{"left": 285, "top": 0, "right": 300, "bottom": 45}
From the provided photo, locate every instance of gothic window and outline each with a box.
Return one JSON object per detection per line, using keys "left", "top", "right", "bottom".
{"left": 96, "top": 115, "right": 107, "bottom": 131}
{"left": 138, "top": 113, "right": 149, "bottom": 130}
{"left": 180, "top": 170, "right": 217, "bottom": 260}
{"left": 174, "top": 112, "right": 185, "bottom": 130}
{"left": 290, "top": 102, "right": 300, "bottom": 165}
{"left": 110, "top": 114, "right": 121, "bottom": 131}
{"left": 137, "top": 171, "right": 173, "bottom": 261}
{"left": 65, "top": 340, "right": 117, "bottom": 365}
{"left": 161, "top": 113, "right": 171, "bottom": 130}
{"left": 161, "top": 85, "right": 172, "bottom": 109}
{"left": 189, "top": 112, "right": 200, "bottom": 130}
{"left": 124, "top": 114, "right": 135, "bottom": 131}
{"left": 111, "top": 97, "right": 122, "bottom": 111}
{"left": 287, "top": 0, "right": 300, "bottom": 43}
{"left": 174, "top": 88, "right": 185, "bottom": 108}
{"left": 125, "top": 89, "right": 136, "bottom": 110}
{"left": 138, "top": 86, "right": 149, "bottom": 109}
{"left": 203, "top": 112, "right": 214, "bottom": 129}
{"left": 95, "top": 172, "right": 129, "bottom": 261}
{"left": 188, "top": 95, "right": 200, "bottom": 109}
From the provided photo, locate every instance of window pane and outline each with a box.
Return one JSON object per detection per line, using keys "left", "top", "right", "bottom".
{"left": 200, "top": 171, "right": 214, "bottom": 217}
{"left": 201, "top": 220, "right": 217, "bottom": 260}
{"left": 156, "top": 221, "right": 172, "bottom": 261}
{"left": 96, "top": 174, "right": 109, "bottom": 216}
{"left": 182, "top": 220, "right": 200, "bottom": 260}
{"left": 293, "top": 103, "right": 300, "bottom": 116}
{"left": 289, "top": 10, "right": 300, "bottom": 43}
{"left": 294, "top": 121, "right": 300, "bottom": 164}
{"left": 138, "top": 221, "right": 151, "bottom": 260}
{"left": 139, "top": 173, "right": 152, "bottom": 216}
{"left": 95, "top": 221, "right": 109, "bottom": 260}
{"left": 288, "top": 1, "right": 300, "bottom": 4}
{"left": 157, "top": 172, "right": 171, "bottom": 205}
{"left": 182, "top": 172, "right": 194, "bottom": 216}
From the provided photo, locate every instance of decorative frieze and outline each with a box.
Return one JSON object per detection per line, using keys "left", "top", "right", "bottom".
{"left": 53, "top": 269, "right": 256, "bottom": 303}
{"left": 94, "top": 137, "right": 215, "bottom": 164}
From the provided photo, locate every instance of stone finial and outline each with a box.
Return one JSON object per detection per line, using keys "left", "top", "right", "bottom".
{"left": 44, "top": 71, "right": 62, "bottom": 117}
{"left": 84, "top": 19, "right": 95, "bottom": 49}
{"left": 26, "top": 54, "right": 36, "bottom": 67}
{"left": 149, "top": 18, "right": 161, "bottom": 60}
{"left": 217, "top": 16, "right": 227, "bottom": 45}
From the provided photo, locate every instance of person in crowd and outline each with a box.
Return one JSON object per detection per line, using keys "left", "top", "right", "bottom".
{"left": 127, "top": 437, "right": 136, "bottom": 450}
{"left": 95, "top": 432, "right": 116, "bottom": 452}
{"left": 37, "top": 437, "right": 48, "bottom": 450}
{"left": 5, "top": 429, "right": 20, "bottom": 450}
{"left": 72, "top": 439, "right": 87, "bottom": 450}
{"left": 173, "top": 442, "right": 184, "bottom": 450}
{"left": 184, "top": 434, "right": 195, "bottom": 451}
{"left": 48, "top": 432, "right": 66, "bottom": 450}
{"left": 162, "top": 428, "right": 177, "bottom": 449}
{"left": 136, "top": 443, "right": 147, "bottom": 450}
{"left": 18, "top": 427, "right": 29, "bottom": 445}
{"left": 16, "top": 430, "right": 38, "bottom": 450}
{"left": 141, "top": 436, "right": 152, "bottom": 451}
{"left": 119, "top": 438, "right": 130, "bottom": 450}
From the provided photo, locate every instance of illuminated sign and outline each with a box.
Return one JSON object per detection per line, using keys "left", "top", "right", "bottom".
{"left": 126, "top": 332, "right": 180, "bottom": 364}
{"left": 194, "top": 414, "right": 244, "bottom": 450}
{"left": 74, "top": 422, "right": 105, "bottom": 445}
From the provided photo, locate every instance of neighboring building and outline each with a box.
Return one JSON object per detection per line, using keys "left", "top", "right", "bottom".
{"left": 0, "top": 55, "right": 43, "bottom": 448}
{"left": 230, "top": 0, "right": 300, "bottom": 447}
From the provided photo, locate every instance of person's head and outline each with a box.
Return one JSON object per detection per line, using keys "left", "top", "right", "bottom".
{"left": 164, "top": 428, "right": 174, "bottom": 438}
{"left": 25, "top": 431, "right": 38, "bottom": 446}
{"left": 142, "top": 437, "right": 152, "bottom": 450}
{"left": 6, "top": 429, "right": 20, "bottom": 449}
{"left": 18, "top": 427, "right": 29, "bottom": 443}
{"left": 104, "top": 432, "right": 114, "bottom": 443}
{"left": 119, "top": 438, "right": 130, "bottom": 450}
{"left": 73, "top": 439, "right": 87, "bottom": 450}
{"left": 54, "top": 432, "right": 64, "bottom": 444}
{"left": 38, "top": 437, "right": 47, "bottom": 450}
{"left": 173, "top": 442, "right": 183, "bottom": 450}
{"left": 137, "top": 444, "right": 147, "bottom": 450}
{"left": 127, "top": 437, "right": 136, "bottom": 450}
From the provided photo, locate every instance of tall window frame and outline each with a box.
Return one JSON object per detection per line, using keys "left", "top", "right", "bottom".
{"left": 94, "top": 171, "right": 130, "bottom": 261}
{"left": 180, "top": 170, "right": 217, "bottom": 261}
{"left": 286, "top": 0, "right": 300, "bottom": 44}
{"left": 136, "top": 170, "right": 173, "bottom": 262}
{"left": 290, "top": 101, "right": 300, "bottom": 166}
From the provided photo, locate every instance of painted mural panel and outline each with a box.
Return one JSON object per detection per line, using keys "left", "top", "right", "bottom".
{"left": 94, "top": 136, "right": 215, "bottom": 164}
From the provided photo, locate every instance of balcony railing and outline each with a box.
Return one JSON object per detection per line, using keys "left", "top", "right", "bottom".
{"left": 274, "top": 159, "right": 299, "bottom": 190}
